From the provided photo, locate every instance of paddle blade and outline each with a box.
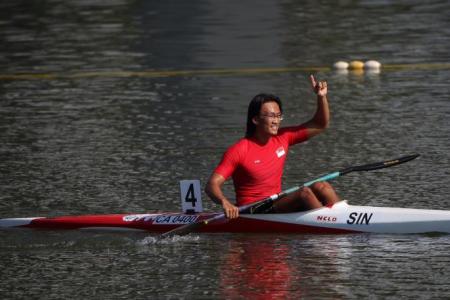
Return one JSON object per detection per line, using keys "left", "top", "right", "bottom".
{"left": 340, "top": 154, "right": 420, "bottom": 175}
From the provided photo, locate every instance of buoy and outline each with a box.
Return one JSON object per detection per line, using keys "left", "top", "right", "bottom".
{"left": 364, "top": 60, "right": 381, "bottom": 70}
{"left": 349, "top": 60, "right": 364, "bottom": 70}
{"left": 333, "top": 61, "right": 349, "bottom": 70}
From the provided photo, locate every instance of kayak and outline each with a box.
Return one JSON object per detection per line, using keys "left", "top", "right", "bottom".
{"left": 1, "top": 201, "right": 450, "bottom": 234}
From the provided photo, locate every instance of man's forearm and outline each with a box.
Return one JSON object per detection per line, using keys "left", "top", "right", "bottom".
{"left": 312, "top": 95, "right": 330, "bottom": 129}
{"left": 205, "top": 182, "right": 229, "bottom": 206}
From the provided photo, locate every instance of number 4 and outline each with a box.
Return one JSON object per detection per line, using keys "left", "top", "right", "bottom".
{"left": 185, "top": 183, "right": 197, "bottom": 207}
{"left": 180, "top": 180, "right": 203, "bottom": 213}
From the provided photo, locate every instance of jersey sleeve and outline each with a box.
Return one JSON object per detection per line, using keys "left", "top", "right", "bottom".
{"left": 213, "top": 142, "right": 243, "bottom": 180}
{"left": 278, "top": 125, "right": 309, "bottom": 146}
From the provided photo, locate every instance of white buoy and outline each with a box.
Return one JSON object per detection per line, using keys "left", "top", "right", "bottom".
{"left": 364, "top": 60, "right": 381, "bottom": 70}
{"left": 333, "top": 61, "right": 349, "bottom": 70}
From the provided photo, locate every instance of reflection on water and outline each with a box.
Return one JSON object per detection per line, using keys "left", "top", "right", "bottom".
{"left": 220, "top": 239, "right": 294, "bottom": 299}
{"left": 3, "top": 231, "right": 449, "bottom": 298}
{"left": 1, "top": 0, "right": 450, "bottom": 298}
{"left": 218, "top": 234, "right": 450, "bottom": 299}
{"left": 218, "top": 236, "right": 352, "bottom": 299}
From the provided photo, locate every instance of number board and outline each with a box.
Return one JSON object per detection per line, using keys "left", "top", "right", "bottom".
{"left": 180, "top": 180, "right": 203, "bottom": 213}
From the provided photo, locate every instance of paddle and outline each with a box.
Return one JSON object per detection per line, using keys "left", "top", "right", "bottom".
{"left": 158, "top": 153, "right": 420, "bottom": 239}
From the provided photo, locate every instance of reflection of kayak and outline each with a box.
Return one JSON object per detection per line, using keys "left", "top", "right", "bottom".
{"left": 2, "top": 201, "right": 450, "bottom": 234}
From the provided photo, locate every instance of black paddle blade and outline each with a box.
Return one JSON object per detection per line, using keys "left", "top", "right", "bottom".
{"left": 340, "top": 154, "right": 420, "bottom": 175}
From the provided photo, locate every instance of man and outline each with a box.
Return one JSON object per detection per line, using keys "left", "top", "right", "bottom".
{"left": 205, "top": 75, "right": 340, "bottom": 219}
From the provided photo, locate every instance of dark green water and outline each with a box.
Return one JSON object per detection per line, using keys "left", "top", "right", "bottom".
{"left": 1, "top": 0, "right": 449, "bottom": 298}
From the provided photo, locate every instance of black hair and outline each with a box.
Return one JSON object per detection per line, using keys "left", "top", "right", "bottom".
{"left": 245, "top": 93, "right": 283, "bottom": 138}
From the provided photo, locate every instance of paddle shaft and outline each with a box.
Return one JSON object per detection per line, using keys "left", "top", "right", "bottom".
{"left": 159, "top": 153, "right": 419, "bottom": 239}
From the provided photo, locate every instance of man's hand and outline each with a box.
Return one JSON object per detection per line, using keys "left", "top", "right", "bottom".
{"left": 222, "top": 199, "right": 239, "bottom": 219}
{"left": 310, "top": 75, "right": 327, "bottom": 97}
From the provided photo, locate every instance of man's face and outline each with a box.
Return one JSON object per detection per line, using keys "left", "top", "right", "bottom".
{"left": 254, "top": 101, "right": 283, "bottom": 136}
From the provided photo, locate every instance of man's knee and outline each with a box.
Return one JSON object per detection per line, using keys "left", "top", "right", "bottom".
{"left": 297, "top": 186, "right": 315, "bottom": 199}
{"left": 310, "top": 181, "right": 332, "bottom": 192}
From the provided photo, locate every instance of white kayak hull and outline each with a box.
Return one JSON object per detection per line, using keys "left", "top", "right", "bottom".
{"left": 247, "top": 201, "right": 450, "bottom": 234}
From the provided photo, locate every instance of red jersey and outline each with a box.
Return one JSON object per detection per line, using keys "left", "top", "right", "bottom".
{"left": 214, "top": 125, "right": 309, "bottom": 206}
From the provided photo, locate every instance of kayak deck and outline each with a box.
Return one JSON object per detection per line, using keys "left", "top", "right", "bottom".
{"left": 1, "top": 201, "right": 450, "bottom": 234}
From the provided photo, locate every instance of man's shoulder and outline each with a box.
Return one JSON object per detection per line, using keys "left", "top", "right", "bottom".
{"left": 220, "top": 138, "right": 250, "bottom": 164}
{"left": 277, "top": 125, "right": 309, "bottom": 145}
{"left": 227, "top": 137, "right": 250, "bottom": 152}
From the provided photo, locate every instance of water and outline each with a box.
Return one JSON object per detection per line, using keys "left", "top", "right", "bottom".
{"left": 1, "top": 0, "right": 450, "bottom": 298}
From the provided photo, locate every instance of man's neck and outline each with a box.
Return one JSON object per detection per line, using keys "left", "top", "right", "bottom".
{"left": 252, "top": 131, "right": 271, "bottom": 145}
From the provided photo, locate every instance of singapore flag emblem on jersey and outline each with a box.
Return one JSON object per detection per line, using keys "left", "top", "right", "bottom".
{"left": 276, "top": 146, "right": 286, "bottom": 158}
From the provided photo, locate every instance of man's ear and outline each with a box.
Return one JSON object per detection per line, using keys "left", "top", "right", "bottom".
{"left": 252, "top": 116, "right": 259, "bottom": 126}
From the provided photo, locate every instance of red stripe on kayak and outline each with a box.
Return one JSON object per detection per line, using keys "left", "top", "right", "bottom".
{"left": 20, "top": 214, "right": 360, "bottom": 234}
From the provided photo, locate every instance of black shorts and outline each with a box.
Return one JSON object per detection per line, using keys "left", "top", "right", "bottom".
{"left": 246, "top": 201, "right": 275, "bottom": 214}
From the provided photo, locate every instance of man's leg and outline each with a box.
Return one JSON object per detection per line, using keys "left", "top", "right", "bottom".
{"left": 273, "top": 187, "right": 323, "bottom": 213}
{"left": 309, "top": 182, "right": 340, "bottom": 206}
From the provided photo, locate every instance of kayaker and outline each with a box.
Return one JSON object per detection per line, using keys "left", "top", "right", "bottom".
{"left": 205, "top": 75, "right": 340, "bottom": 218}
